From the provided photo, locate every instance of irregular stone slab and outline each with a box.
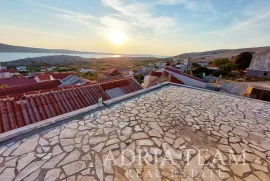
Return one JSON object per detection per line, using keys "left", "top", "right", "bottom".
{"left": 59, "top": 129, "right": 77, "bottom": 139}
{"left": 244, "top": 174, "right": 261, "bottom": 181}
{"left": 254, "top": 171, "right": 270, "bottom": 181}
{"left": 122, "top": 127, "right": 133, "bottom": 136}
{"left": 39, "top": 138, "right": 49, "bottom": 146}
{"left": 131, "top": 132, "right": 149, "bottom": 140}
{"left": 43, "top": 128, "right": 60, "bottom": 139}
{"left": 201, "top": 167, "right": 222, "bottom": 181}
{"left": 58, "top": 150, "right": 81, "bottom": 166}
{"left": 92, "top": 142, "right": 105, "bottom": 152}
{"left": 231, "top": 143, "right": 243, "bottom": 154}
{"left": 12, "top": 136, "right": 39, "bottom": 155}
{"left": 232, "top": 128, "right": 248, "bottom": 137}
{"left": 231, "top": 163, "right": 251, "bottom": 177}
{"left": 221, "top": 125, "right": 232, "bottom": 133}
{"left": 142, "top": 165, "right": 161, "bottom": 181}
{"left": 106, "top": 138, "right": 120, "bottom": 146}
{"left": 82, "top": 153, "right": 92, "bottom": 161}
{"left": 148, "top": 129, "right": 162, "bottom": 137}
{"left": 184, "top": 154, "right": 205, "bottom": 177}
{"left": 95, "top": 155, "right": 104, "bottom": 181}
{"left": 119, "top": 122, "right": 129, "bottom": 128}
{"left": 63, "top": 161, "right": 86, "bottom": 176}
{"left": 44, "top": 169, "right": 61, "bottom": 181}
{"left": 149, "top": 147, "right": 162, "bottom": 155}
{"left": 23, "top": 168, "right": 41, "bottom": 181}
{"left": 174, "top": 137, "right": 185, "bottom": 148}
{"left": 80, "top": 176, "right": 97, "bottom": 181}
{"left": 14, "top": 160, "right": 47, "bottom": 181}
{"left": 52, "top": 145, "right": 63, "bottom": 156}
{"left": 89, "top": 137, "right": 107, "bottom": 145}
{"left": 60, "top": 139, "right": 75, "bottom": 147}
{"left": 136, "top": 139, "right": 154, "bottom": 146}
{"left": 17, "top": 152, "right": 36, "bottom": 171}
{"left": 0, "top": 168, "right": 15, "bottom": 181}
{"left": 261, "top": 141, "right": 270, "bottom": 150}
{"left": 65, "top": 122, "right": 78, "bottom": 129}
{"left": 104, "top": 128, "right": 116, "bottom": 135}
{"left": 42, "top": 153, "right": 66, "bottom": 169}
{"left": 251, "top": 163, "right": 268, "bottom": 172}
{"left": 148, "top": 122, "right": 163, "bottom": 134}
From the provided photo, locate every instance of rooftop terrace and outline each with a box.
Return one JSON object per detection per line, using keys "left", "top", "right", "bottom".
{"left": 0, "top": 84, "right": 270, "bottom": 181}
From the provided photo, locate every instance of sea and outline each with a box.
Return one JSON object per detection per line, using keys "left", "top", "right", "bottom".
{"left": 0, "top": 52, "right": 166, "bottom": 62}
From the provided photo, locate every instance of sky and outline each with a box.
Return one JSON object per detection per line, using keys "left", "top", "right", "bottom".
{"left": 0, "top": 0, "right": 270, "bottom": 56}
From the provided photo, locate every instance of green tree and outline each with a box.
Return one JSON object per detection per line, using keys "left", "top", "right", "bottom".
{"left": 235, "top": 52, "right": 253, "bottom": 70}
{"left": 209, "top": 58, "right": 230, "bottom": 67}
{"left": 219, "top": 63, "right": 236, "bottom": 75}
{"left": 191, "top": 66, "right": 210, "bottom": 78}
{"left": 192, "top": 62, "right": 201, "bottom": 68}
{"left": 134, "top": 74, "right": 144, "bottom": 84}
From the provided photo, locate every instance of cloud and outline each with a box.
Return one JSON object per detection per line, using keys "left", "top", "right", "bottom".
{"left": 157, "top": 0, "right": 217, "bottom": 14}
{"left": 100, "top": 16, "right": 133, "bottom": 31}
{"left": 101, "top": 0, "right": 176, "bottom": 34}
{"left": 0, "top": 24, "right": 73, "bottom": 38}
{"left": 22, "top": 0, "right": 97, "bottom": 28}
{"left": 206, "top": 0, "right": 270, "bottom": 48}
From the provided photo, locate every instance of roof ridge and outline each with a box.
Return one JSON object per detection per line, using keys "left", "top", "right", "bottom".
{"left": 164, "top": 66, "right": 204, "bottom": 82}
{"left": 0, "top": 76, "right": 136, "bottom": 100}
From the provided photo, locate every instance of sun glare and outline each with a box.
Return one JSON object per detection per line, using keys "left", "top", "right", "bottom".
{"left": 109, "top": 30, "right": 126, "bottom": 46}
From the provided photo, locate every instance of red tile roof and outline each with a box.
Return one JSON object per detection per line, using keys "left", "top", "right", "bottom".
{"left": 0, "top": 80, "right": 61, "bottom": 97}
{"left": 51, "top": 73, "right": 72, "bottom": 80}
{"left": 150, "top": 71, "right": 169, "bottom": 77}
{"left": 0, "top": 69, "right": 19, "bottom": 73}
{"left": 0, "top": 77, "right": 142, "bottom": 133}
{"left": 170, "top": 75, "right": 184, "bottom": 84}
{"left": 36, "top": 73, "right": 72, "bottom": 81}
{"left": 0, "top": 77, "right": 37, "bottom": 87}
{"left": 108, "top": 68, "right": 117, "bottom": 74}
{"left": 36, "top": 74, "right": 51, "bottom": 81}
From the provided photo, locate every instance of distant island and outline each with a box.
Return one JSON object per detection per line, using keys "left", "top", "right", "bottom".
{"left": 0, "top": 43, "right": 153, "bottom": 57}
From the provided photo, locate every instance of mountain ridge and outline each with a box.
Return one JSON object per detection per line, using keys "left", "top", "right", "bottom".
{"left": 174, "top": 46, "right": 270, "bottom": 62}
{"left": 0, "top": 43, "right": 153, "bottom": 56}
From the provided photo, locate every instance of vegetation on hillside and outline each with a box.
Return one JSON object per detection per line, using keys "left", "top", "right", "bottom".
{"left": 209, "top": 58, "right": 230, "bottom": 67}
{"left": 191, "top": 66, "right": 210, "bottom": 78}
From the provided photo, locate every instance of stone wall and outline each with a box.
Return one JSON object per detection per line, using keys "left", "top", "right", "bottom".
{"left": 249, "top": 50, "right": 270, "bottom": 71}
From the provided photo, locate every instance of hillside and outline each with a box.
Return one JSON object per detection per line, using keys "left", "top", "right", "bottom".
{"left": 0, "top": 43, "right": 105, "bottom": 54}
{"left": 0, "top": 43, "right": 153, "bottom": 57}
{"left": 2, "top": 55, "right": 161, "bottom": 72}
{"left": 4, "top": 55, "right": 88, "bottom": 66}
{"left": 174, "top": 46, "right": 270, "bottom": 62}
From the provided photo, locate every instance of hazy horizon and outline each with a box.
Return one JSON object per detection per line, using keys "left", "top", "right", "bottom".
{"left": 1, "top": 0, "right": 270, "bottom": 56}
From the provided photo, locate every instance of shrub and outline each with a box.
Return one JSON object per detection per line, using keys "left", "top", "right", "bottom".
{"left": 209, "top": 58, "right": 230, "bottom": 67}
{"left": 191, "top": 66, "right": 210, "bottom": 78}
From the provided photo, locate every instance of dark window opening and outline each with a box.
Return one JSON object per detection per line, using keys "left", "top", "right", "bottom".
{"left": 263, "top": 72, "right": 267, "bottom": 76}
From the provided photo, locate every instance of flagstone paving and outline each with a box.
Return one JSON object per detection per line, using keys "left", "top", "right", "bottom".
{"left": 0, "top": 85, "right": 270, "bottom": 181}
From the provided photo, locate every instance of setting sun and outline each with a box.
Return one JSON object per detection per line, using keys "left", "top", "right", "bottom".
{"left": 109, "top": 30, "right": 126, "bottom": 46}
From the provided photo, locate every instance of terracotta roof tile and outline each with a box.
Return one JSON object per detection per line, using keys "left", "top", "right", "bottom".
{"left": 0, "top": 77, "right": 37, "bottom": 87}
{"left": 0, "top": 77, "right": 142, "bottom": 133}
{"left": 0, "top": 69, "right": 19, "bottom": 73}
{"left": 36, "top": 73, "right": 72, "bottom": 81}
{"left": 0, "top": 80, "right": 61, "bottom": 96}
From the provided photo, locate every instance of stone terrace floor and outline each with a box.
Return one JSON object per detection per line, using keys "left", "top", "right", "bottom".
{"left": 0, "top": 85, "right": 270, "bottom": 181}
